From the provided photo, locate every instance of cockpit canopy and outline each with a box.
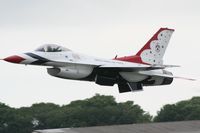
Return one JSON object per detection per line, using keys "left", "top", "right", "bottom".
{"left": 35, "top": 44, "right": 71, "bottom": 52}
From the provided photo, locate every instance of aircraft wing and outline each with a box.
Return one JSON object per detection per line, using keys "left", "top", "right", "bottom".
{"left": 38, "top": 50, "right": 180, "bottom": 72}
{"left": 99, "top": 64, "right": 179, "bottom": 71}
{"left": 45, "top": 59, "right": 101, "bottom": 67}
{"left": 49, "top": 58, "right": 180, "bottom": 72}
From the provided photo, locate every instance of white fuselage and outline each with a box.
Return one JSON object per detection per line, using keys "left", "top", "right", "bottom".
{"left": 3, "top": 28, "right": 177, "bottom": 93}
{"left": 20, "top": 51, "right": 149, "bottom": 82}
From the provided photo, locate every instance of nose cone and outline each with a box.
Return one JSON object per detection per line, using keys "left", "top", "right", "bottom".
{"left": 3, "top": 55, "right": 25, "bottom": 63}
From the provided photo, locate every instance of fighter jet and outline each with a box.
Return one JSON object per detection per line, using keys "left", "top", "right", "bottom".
{"left": 2, "top": 28, "right": 193, "bottom": 93}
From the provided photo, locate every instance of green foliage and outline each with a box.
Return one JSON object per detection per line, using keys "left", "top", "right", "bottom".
{"left": 0, "top": 95, "right": 151, "bottom": 132}
{"left": 2, "top": 96, "right": 200, "bottom": 133}
{"left": 0, "top": 103, "right": 33, "bottom": 133}
{"left": 154, "top": 97, "right": 200, "bottom": 122}
{"left": 60, "top": 94, "right": 151, "bottom": 127}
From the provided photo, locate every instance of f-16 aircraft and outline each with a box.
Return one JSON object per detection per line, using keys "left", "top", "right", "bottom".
{"left": 2, "top": 28, "right": 193, "bottom": 93}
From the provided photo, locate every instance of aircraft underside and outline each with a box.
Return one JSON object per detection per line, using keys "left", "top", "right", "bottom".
{"left": 47, "top": 66, "right": 173, "bottom": 93}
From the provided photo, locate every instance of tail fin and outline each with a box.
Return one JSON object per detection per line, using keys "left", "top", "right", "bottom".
{"left": 136, "top": 28, "right": 174, "bottom": 65}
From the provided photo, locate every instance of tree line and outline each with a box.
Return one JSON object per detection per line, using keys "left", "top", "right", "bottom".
{"left": 0, "top": 94, "right": 200, "bottom": 133}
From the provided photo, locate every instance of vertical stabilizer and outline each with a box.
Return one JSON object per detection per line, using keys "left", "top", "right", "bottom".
{"left": 136, "top": 28, "right": 174, "bottom": 65}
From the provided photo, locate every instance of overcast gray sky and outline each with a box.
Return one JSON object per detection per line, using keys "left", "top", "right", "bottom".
{"left": 0, "top": 0, "right": 200, "bottom": 115}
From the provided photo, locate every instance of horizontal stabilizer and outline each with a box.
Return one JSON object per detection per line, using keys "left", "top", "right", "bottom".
{"left": 138, "top": 70, "right": 196, "bottom": 81}
{"left": 151, "top": 64, "right": 180, "bottom": 68}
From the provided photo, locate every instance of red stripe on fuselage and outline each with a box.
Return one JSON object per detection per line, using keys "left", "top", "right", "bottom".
{"left": 113, "top": 55, "right": 149, "bottom": 65}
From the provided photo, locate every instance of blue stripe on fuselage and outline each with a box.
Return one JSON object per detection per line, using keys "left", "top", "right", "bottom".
{"left": 25, "top": 52, "right": 50, "bottom": 65}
